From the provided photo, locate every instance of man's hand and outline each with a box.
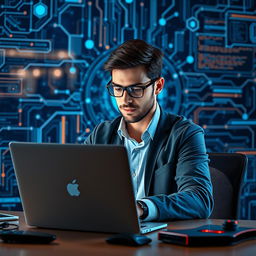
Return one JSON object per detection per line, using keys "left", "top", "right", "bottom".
{"left": 136, "top": 203, "right": 143, "bottom": 217}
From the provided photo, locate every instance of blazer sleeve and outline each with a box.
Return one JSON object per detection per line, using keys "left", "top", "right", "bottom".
{"left": 146, "top": 124, "right": 214, "bottom": 221}
{"left": 84, "top": 124, "right": 100, "bottom": 145}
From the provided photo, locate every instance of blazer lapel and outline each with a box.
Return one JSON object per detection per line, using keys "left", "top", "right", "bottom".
{"left": 144, "top": 109, "right": 178, "bottom": 196}
{"left": 110, "top": 116, "right": 124, "bottom": 145}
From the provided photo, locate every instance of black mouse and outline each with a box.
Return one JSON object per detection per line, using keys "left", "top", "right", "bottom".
{"left": 106, "top": 233, "right": 152, "bottom": 246}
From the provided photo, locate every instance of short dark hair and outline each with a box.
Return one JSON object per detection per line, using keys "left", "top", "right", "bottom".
{"left": 104, "top": 39, "right": 163, "bottom": 80}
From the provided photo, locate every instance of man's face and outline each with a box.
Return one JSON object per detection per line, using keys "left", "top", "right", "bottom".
{"left": 112, "top": 66, "right": 156, "bottom": 123}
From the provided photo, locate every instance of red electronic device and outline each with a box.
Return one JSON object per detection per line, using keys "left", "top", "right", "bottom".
{"left": 158, "top": 220, "right": 256, "bottom": 246}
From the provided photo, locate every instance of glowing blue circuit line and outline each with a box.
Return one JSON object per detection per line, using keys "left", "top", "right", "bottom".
{"left": 161, "top": 0, "right": 175, "bottom": 18}
{"left": 104, "top": 0, "right": 108, "bottom": 22}
{"left": 146, "top": 0, "right": 157, "bottom": 41}
{"left": 88, "top": 1, "right": 92, "bottom": 38}
{"left": 213, "top": 88, "right": 242, "bottom": 93}
{"left": 118, "top": 0, "right": 128, "bottom": 26}
{"left": 0, "top": 126, "right": 33, "bottom": 132}
{"left": 0, "top": 39, "right": 52, "bottom": 53}
{"left": 247, "top": 86, "right": 255, "bottom": 117}
{"left": 96, "top": 0, "right": 103, "bottom": 46}
{"left": 5, "top": 17, "right": 26, "bottom": 32}
{"left": 58, "top": 5, "right": 84, "bottom": 36}
{"left": 229, "top": 121, "right": 256, "bottom": 125}
{"left": 0, "top": 11, "right": 25, "bottom": 17}
{"left": 118, "top": 0, "right": 129, "bottom": 42}
{"left": 1, "top": 0, "right": 23, "bottom": 9}
{"left": 37, "top": 111, "right": 83, "bottom": 142}
{"left": 139, "top": 2, "right": 145, "bottom": 38}
{"left": 226, "top": 99, "right": 247, "bottom": 113}
{"left": 64, "top": 0, "right": 81, "bottom": 2}
{"left": 20, "top": 92, "right": 81, "bottom": 106}
{"left": 24, "top": 59, "right": 89, "bottom": 70}
{"left": 166, "top": 12, "right": 178, "bottom": 22}
{"left": 204, "top": 25, "right": 225, "bottom": 30}
{"left": 31, "top": 0, "right": 53, "bottom": 33}
{"left": 132, "top": 0, "right": 137, "bottom": 38}
{"left": 194, "top": 5, "right": 229, "bottom": 18}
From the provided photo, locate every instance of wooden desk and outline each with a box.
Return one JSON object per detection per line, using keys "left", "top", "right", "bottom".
{"left": 1, "top": 211, "right": 256, "bottom": 256}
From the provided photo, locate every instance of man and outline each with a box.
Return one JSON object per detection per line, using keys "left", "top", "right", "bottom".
{"left": 85, "top": 39, "right": 213, "bottom": 221}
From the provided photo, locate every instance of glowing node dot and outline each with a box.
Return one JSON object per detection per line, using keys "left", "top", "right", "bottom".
{"left": 174, "top": 12, "right": 179, "bottom": 17}
{"left": 159, "top": 18, "right": 166, "bottom": 26}
{"left": 168, "top": 43, "right": 173, "bottom": 48}
{"left": 125, "top": 0, "right": 133, "bottom": 3}
{"left": 33, "top": 69, "right": 41, "bottom": 77}
{"left": 35, "top": 4, "right": 46, "bottom": 16}
{"left": 242, "top": 113, "right": 248, "bottom": 120}
{"left": 85, "top": 39, "right": 94, "bottom": 49}
{"left": 35, "top": 114, "right": 41, "bottom": 120}
{"left": 69, "top": 67, "right": 76, "bottom": 74}
{"left": 86, "top": 98, "right": 91, "bottom": 104}
{"left": 172, "top": 73, "right": 178, "bottom": 79}
{"left": 18, "top": 69, "right": 26, "bottom": 76}
{"left": 190, "top": 21, "right": 196, "bottom": 28}
{"left": 53, "top": 69, "right": 62, "bottom": 78}
{"left": 186, "top": 56, "right": 194, "bottom": 64}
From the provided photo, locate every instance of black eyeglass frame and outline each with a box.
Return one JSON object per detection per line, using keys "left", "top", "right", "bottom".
{"left": 106, "top": 77, "right": 159, "bottom": 98}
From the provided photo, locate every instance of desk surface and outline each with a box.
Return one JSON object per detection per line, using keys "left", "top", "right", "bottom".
{"left": 1, "top": 211, "right": 256, "bottom": 256}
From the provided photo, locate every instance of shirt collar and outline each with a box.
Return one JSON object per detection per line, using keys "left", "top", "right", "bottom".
{"left": 117, "top": 103, "right": 160, "bottom": 141}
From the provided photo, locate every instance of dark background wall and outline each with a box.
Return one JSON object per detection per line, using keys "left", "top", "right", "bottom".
{"left": 0, "top": 0, "right": 255, "bottom": 219}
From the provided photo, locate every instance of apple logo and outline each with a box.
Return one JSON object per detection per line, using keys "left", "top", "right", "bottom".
{"left": 67, "top": 179, "right": 80, "bottom": 196}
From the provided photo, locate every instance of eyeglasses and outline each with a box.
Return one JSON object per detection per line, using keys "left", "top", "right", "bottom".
{"left": 106, "top": 78, "right": 159, "bottom": 98}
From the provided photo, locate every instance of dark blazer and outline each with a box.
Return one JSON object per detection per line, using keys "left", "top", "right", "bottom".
{"left": 85, "top": 108, "right": 213, "bottom": 221}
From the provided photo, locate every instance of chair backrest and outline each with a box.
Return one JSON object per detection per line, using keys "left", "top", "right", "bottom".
{"left": 208, "top": 153, "right": 247, "bottom": 219}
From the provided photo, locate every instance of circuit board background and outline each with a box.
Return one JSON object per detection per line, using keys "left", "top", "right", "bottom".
{"left": 0, "top": 0, "right": 255, "bottom": 219}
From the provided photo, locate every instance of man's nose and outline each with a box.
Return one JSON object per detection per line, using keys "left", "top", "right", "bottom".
{"left": 123, "top": 90, "right": 133, "bottom": 103}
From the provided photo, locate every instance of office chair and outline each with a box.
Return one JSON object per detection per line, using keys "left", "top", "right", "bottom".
{"left": 208, "top": 152, "right": 247, "bottom": 219}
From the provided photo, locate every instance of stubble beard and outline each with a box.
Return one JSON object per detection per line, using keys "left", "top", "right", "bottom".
{"left": 120, "top": 97, "right": 155, "bottom": 123}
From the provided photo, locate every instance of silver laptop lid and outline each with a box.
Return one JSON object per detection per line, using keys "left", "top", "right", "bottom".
{"left": 9, "top": 142, "right": 141, "bottom": 233}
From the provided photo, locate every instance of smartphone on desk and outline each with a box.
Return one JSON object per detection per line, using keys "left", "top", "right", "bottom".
{"left": 0, "top": 213, "right": 19, "bottom": 222}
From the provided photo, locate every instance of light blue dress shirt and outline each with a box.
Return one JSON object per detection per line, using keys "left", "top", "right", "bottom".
{"left": 117, "top": 104, "right": 160, "bottom": 221}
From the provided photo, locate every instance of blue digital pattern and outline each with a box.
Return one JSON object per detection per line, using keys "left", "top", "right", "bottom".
{"left": 0, "top": 0, "right": 255, "bottom": 219}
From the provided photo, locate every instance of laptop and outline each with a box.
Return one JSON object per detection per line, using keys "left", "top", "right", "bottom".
{"left": 9, "top": 142, "right": 167, "bottom": 234}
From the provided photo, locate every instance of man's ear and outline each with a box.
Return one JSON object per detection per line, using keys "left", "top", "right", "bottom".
{"left": 155, "top": 77, "right": 165, "bottom": 95}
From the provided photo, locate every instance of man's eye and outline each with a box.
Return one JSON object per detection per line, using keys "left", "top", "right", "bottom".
{"left": 131, "top": 87, "right": 142, "bottom": 92}
{"left": 114, "top": 87, "right": 123, "bottom": 92}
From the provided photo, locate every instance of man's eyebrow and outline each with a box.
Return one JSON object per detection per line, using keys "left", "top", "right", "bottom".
{"left": 111, "top": 81, "right": 146, "bottom": 87}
